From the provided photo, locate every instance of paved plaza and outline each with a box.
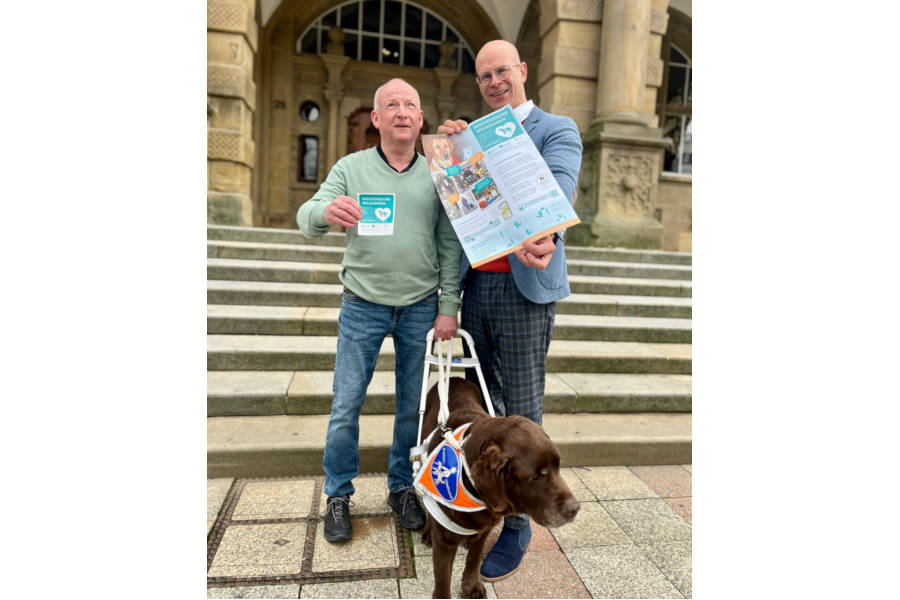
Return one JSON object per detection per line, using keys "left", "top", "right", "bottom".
{"left": 208, "top": 464, "right": 692, "bottom": 598}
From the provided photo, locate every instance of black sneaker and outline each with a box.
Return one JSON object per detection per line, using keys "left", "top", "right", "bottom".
{"left": 388, "top": 487, "right": 426, "bottom": 531}
{"left": 323, "top": 495, "right": 352, "bottom": 543}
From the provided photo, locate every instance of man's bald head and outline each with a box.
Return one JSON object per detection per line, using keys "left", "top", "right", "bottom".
{"left": 373, "top": 78, "right": 420, "bottom": 111}
{"left": 475, "top": 40, "right": 521, "bottom": 66}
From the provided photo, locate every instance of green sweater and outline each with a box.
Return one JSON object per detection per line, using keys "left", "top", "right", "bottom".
{"left": 296, "top": 147, "right": 462, "bottom": 317}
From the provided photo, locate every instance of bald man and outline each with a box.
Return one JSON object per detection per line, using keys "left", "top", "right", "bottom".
{"left": 438, "top": 40, "right": 583, "bottom": 581}
{"left": 298, "top": 78, "right": 462, "bottom": 544}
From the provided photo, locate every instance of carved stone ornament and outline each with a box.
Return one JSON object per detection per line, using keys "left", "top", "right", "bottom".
{"left": 605, "top": 153, "right": 655, "bottom": 214}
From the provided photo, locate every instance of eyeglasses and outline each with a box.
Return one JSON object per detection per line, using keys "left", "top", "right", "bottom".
{"left": 474, "top": 64, "right": 522, "bottom": 86}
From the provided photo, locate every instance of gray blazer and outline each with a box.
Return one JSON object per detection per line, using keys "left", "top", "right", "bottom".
{"left": 458, "top": 105, "right": 583, "bottom": 304}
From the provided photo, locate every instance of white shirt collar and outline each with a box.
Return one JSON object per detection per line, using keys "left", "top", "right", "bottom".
{"left": 513, "top": 100, "right": 534, "bottom": 123}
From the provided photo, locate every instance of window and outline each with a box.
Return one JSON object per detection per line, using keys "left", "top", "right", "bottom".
{"left": 299, "top": 101, "right": 320, "bottom": 122}
{"left": 298, "top": 136, "right": 319, "bottom": 182}
{"left": 295, "top": 0, "right": 476, "bottom": 73}
{"left": 657, "top": 44, "right": 692, "bottom": 174}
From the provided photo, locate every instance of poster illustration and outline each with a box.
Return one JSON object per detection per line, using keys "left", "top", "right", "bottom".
{"left": 422, "top": 105, "right": 580, "bottom": 267}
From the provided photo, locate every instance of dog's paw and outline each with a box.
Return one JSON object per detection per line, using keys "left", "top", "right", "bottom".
{"left": 463, "top": 582, "right": 486, "bottom": 598}
{"left": 421, "top": 531, "right": 432, "bottom": 548}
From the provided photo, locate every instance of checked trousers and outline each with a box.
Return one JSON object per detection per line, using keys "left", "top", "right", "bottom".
{"left": 460, "top": 269, "right": 556, "bottom": 427}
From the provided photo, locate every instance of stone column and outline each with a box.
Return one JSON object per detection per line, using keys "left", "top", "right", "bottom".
{"left": 320, "top": 28, "right": 350, "bottom": 172}
{"left": 536, "top": 0, "right": 603, "bottom": 133}
{"left": 207, "top": 0, "right": 258, "bottom": 225}
{"left": 572, "top": 0, "right": 670, "bottom": 249}
{"left": 433, "top": 41, "right": 461, "bottom": 123}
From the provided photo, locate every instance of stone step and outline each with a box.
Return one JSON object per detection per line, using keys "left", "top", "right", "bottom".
{"left": 207, "top": 370, "right": 692, "bottom": 417}
{"left": 207, "top": 280, "right": 693, "bottom": 318}
{"left": 207, "top": 304, "right": 692, "bottom": 343}
{"left": 207, "top": 258, "right": 691, "bottom": 298}
{"left": 206, "top": 412, "right": 692, "bottom": 478}
{"left": 565, "top": 246, "right": 692, "bottom": 266}
{"left": 208, "top": 240, "right": 692, "bottom": 281}
{"left": 565, "top": 259, "right": 691, "bottom": 281}
{"left": 207, "top": 225, "right": 692, "bottom": 265}
{"left": 206, "top": 334, "right": 691, "bottom": 374}
{"left": 207, "top": 224, "right": 347, "bottom": 246}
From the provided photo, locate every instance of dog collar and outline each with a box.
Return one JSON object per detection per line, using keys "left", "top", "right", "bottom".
{"left": 413, "top": 423, "right": 486, "bottom": 513}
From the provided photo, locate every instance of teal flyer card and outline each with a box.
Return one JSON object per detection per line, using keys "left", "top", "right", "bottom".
{"left": 357, "top": 193, "right": 395, "bottom": 236}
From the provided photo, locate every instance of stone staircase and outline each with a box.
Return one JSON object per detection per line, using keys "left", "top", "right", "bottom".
{"left": 207, "top": 225, "right": 692, "bottom": 478}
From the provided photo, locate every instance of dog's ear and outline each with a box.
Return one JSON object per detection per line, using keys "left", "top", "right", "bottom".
{"left": 469, "top": 441, "right": 513, "bottom": 514}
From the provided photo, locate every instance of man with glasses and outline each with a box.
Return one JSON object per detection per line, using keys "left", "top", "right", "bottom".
{"left": 298, "top": 78, "right": 461, "bottom": 544}
{"left": 438, "top": 40, "right": 583, "bottom": 581}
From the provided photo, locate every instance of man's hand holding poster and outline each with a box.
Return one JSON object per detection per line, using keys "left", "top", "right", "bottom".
{"left": 422, "top": 105, "right": 580, "bottom": 267}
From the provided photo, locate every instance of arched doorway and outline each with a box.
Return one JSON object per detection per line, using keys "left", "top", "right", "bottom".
{"left": 255, "top": 0, "right": 500, "bottom": 228}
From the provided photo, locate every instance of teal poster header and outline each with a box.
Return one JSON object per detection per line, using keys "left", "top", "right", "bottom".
{"left": 468, "top": 105, "right": 524, "bottom": 151}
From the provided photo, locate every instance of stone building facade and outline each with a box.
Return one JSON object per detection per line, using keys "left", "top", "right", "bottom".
{"left": 207, "top": 0, "right": 692, "bottom": 251}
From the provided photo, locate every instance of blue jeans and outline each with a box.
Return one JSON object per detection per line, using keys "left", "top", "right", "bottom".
{"left": 322, "top": 288, "right": 439, "bottom": 497}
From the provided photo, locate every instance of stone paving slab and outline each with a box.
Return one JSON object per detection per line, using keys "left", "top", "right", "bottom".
{"left": 299, "top": 578, "right": 400, "bottom": 598}
{"left": 491, "top": 548, "right": 592, "bottom": 599}
{"left": 639, "top": 540, "right": 692, "bottom": 598}
{"left": 208, "top": 522, "right": 309, "bottom": 578}
{"left": 549, "top": 501, "right": 632, "bottom": 550}
{"left": 207, "top": 584, "right": 301, "bottom": 598}
{"left": 664, "top": 497, "right": 692, "bottom": 524}
{"left": 208, "top": 478, "right": 233, "bottom": 534}
{"left": 311, "top": 516, "right": 400, "bottom": 574}
{"left": 232, "top": 480, "right": 317, "bottom": 521}
{"left": 399, "top": 552, "right": 498, "bottom": 599}
{"left": 630, "top": 465, "right": 693, "bottom": 498}
{"left": 560, "top": 468, "right": 595, "bottom": 501}
{"left": 601, "top": 498, "right": 693, "bottom": 544}
{"left": 572, "top": 466, "right": 658, "bottom": 501}
{"left": 567, "top": 544, "right": 684, "bottom": 598}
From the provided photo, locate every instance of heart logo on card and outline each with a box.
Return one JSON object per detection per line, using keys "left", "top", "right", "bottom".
{"left": 495, "top": 122, "right": 516, "bottom": 138}
{"left": 375, "top": 207, "right": 392, "bottom": 221}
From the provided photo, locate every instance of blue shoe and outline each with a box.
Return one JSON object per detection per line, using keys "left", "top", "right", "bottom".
{"left": 480, "top": 521, "right": 532, "bottom": 581}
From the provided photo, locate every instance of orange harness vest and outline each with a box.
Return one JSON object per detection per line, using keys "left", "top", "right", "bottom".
{"left": 413, "top": 423, "right": 486, "bottom": 512}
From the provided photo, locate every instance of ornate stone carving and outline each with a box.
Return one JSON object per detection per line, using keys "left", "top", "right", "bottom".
{"left": 438, "top": 41, "right": 456, "bottom": 69}
{"left": 553, "top": 46, "right": 599, "bottom": 78}
{"left": 326, "top": 27, "right": 345, "bottom": 55}
{"left": 605, "top": 153, "right": 655, "bottom": 214}
{"left": 646, "top": 57, "right": 663, "bottom": 87}
{"left": 560, "top": 0, "right": 603, "bottom": 20}
{"left": 208, "top": 64, "right": 247, "bottom": 99}
{"left": 207, "top": 0, "right": 249, "bottom": 33}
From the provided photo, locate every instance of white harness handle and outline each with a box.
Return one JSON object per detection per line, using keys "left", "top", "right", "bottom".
{"left": 434, "top": 337, "right": 456, "bottom": 447}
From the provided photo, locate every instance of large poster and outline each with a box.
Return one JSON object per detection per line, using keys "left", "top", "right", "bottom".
{"left": 422, "top": 105, "right": 580, "bottom": 267}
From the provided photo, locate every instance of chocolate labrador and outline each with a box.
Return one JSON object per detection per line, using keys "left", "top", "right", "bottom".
{"left": 418, "top": 377, "right": 580, "bottom": 598}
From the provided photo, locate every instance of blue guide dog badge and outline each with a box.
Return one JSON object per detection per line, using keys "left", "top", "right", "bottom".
{"left": 431, "top": 445, "right": 460, "bottom": 501}
{"left": 357, "top": 193, "right": 395, "bottom": 236}
{"left": 413, "top": 423, "right": 485, "bottom": 511}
